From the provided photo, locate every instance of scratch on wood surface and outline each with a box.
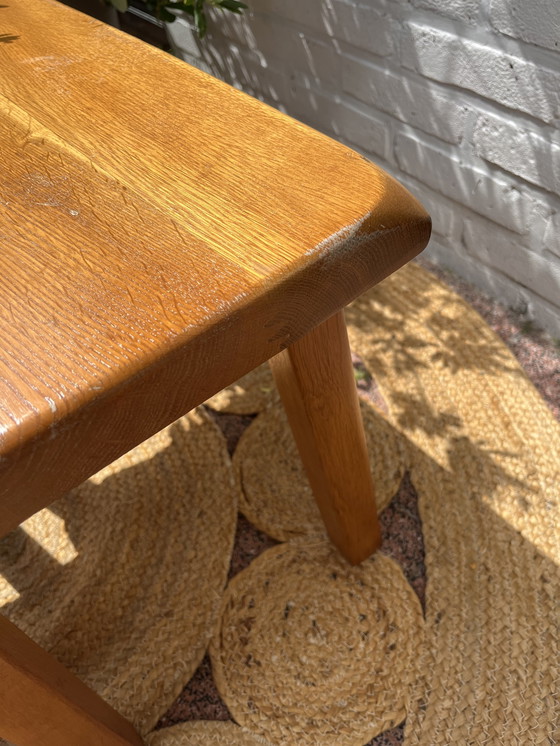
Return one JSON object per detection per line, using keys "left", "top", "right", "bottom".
{"left": 171, "top": 219, "right": 187, "bottom": 246}
{"left": 156, "top": 294, "right": 176, "bottom": 327}
{"left": 78, "top": 246, "right": 95, "bottom": 275}
{"left": 66, "top": 177, "right": 80, "bottom": 202}
{"left": 20, "top": 113, "right": 33, "bottom": 148}
{"left": 120, "top": 186, "right": 143, "bottom": 221}
{"left": 97, "top": 273, "right": 109, "bottom": 295}
{"left": 84, "top": 191, "right": 98, "bottom": 212}
{"left": 87, "top": 204, "right": 122, "bottom": 250}
{"left": 171, "top": 294, "right": 188, "bottom": 326}
{"left": 131, "top": 199, "right": 143, "bottom": 221}
{"left": 90, "top": 207, "right": 109, "bottom": 228}
{"left": 103, "top": 223, "right": 121, "bottom": 247}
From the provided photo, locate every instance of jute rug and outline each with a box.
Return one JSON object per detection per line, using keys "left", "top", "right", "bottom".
{"left": 1, "top": 263, "right": 558, "bottom": 745}
{"left": 0, "top": 408, "right": 237, "bottom": 737}
{"left": 344, "top": 263, "right": 560, "bottom": 745}
{"left": 146, "top": 720, "right": 275, "bottom": 745}
{"left": 233, "top": 400, "right": 405, "bottom": 541}
{"left": 192, "top": 262, "right": 559, "bottom": 745}
{"left": 210, "top": 539, "right": 424, "bottom": 745}
{"left": 205, "top": 365, "right": 278, "bottom": 415}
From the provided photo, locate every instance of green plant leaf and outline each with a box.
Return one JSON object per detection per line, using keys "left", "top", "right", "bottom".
{"left": 166, "top": 1, "right": 195, "bottom": 12}
{"left": 193, "top": 0, "right": 207, "bottom": 37}
{"left": 144, "top": 0, "right": 246, "bottom": 30}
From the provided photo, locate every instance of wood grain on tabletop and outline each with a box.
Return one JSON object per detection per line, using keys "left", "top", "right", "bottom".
{"left": 0, "top": 0, "right": 431, "bottom": 532}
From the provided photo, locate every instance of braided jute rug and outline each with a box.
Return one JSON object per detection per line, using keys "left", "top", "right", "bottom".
{"left": 185, "top": 262, "right": 558, "bottom": 745}
{"left": 0, "top": 263, "right": 558, "bottom": 745}
{"left": 210, "top": 540, "right": 424, "bottom": 745}
{"left": 233, "top": 400, "right": 405, "bottom": 542}
{"left": 346, "top": 263, "right": 560, "bottom": 744}
{"left": 0, "top": 408, "right": 237, "bottom": 737}
{"left": 206, "top": 364, "right": 279, "bottom": 415}
{"left": 146, "top": 720, "right": 275, "bottom": 745}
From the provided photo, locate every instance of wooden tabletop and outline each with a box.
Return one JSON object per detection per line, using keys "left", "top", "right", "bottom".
{"left": 0, "top": 0, "right": 430, "bottom": 533}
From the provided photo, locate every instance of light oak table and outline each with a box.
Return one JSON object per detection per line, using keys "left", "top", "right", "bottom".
{"left": 0, "top": 1, "right": 431, "bottom": 743}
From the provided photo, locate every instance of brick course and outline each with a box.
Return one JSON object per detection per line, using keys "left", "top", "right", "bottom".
{"left": 473, "top": 113, "right": 560, "bottom": 194}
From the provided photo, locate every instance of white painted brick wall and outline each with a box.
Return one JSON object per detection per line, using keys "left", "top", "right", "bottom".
{"left": 490, "top": 0, "right": 560, "bottom": 52}
{"left": 324, "top": 2, "right": 395, "bottom": 55}
{"left": 544, "top": 213, "right": 560, "bottom": 259}
{"left": 400, "top": 24, "right": 560, "bottom": 125}
{"left": 394, "top": 134, "right": 533, "bottom": 234}
{"left": 286, "top": 84, "right": 393, "bottom": 161}
{"left": 342, "top": 57, "right": 469, "bottom": 144}
{"left": 167, "top": 0, "right": 560, "bottom": 337}
{"left": 412, "top": 0, "right": 480, "bottom": 25}
{"left": 462, "top": 219, "right": 560, "bottom": 307}
{"left": 473, "top": 113, "right": 560, "bottom": 193}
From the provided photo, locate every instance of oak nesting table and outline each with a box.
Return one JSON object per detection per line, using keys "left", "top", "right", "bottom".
{"left": 0, "top": 1, "right": 431, "bottom": 743}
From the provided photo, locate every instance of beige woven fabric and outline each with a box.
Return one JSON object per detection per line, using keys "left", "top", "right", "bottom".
{"left": 205, "top": 365, "right": 278, "bottom": 414}
{"left": 233, "top": 399, "right": 405, "bottom": 541}
{"left": 210, "top": 539, "right": 424, "bottom": 745}
{"left": 146, "top": 721, "right": 274, "bottom": 745}
{"left": 0, "top": 408, "right": 238, "bottom": 736}
{"left": 347, "top": 263, "right": 560, "bottom": 744}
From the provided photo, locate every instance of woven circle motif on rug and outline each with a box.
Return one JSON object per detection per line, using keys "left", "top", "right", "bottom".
{"left": 210, "top": 538, "right": 424, "bottom": 746}
{"left": 233, "top": 399, "right": 406, "bottom": 541}
{"left": 205, "top": 364, "right": 278, "bottom": 414}
{"left": 0, "top": 408, "right": 237, "bottom": 735}
{"left": 146, "top": 721, "right": 275, "bottom": 745}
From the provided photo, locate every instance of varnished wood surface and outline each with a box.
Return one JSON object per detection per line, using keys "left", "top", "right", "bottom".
{"left": 270, "top": 311, "right": 381, "bottom": 564}
{"left": 0, "top": 0, "right": 430, "bottom": 533}
{"left": 0, "top": 615, "right": 144, "bottom": 746}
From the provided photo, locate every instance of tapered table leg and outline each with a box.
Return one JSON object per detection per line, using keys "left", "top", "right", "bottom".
{"left": 0, "top": 615, "right": 144, "bottom": 746}
{"left": 269, "top": 310, "right": 381, "bottom": 564}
